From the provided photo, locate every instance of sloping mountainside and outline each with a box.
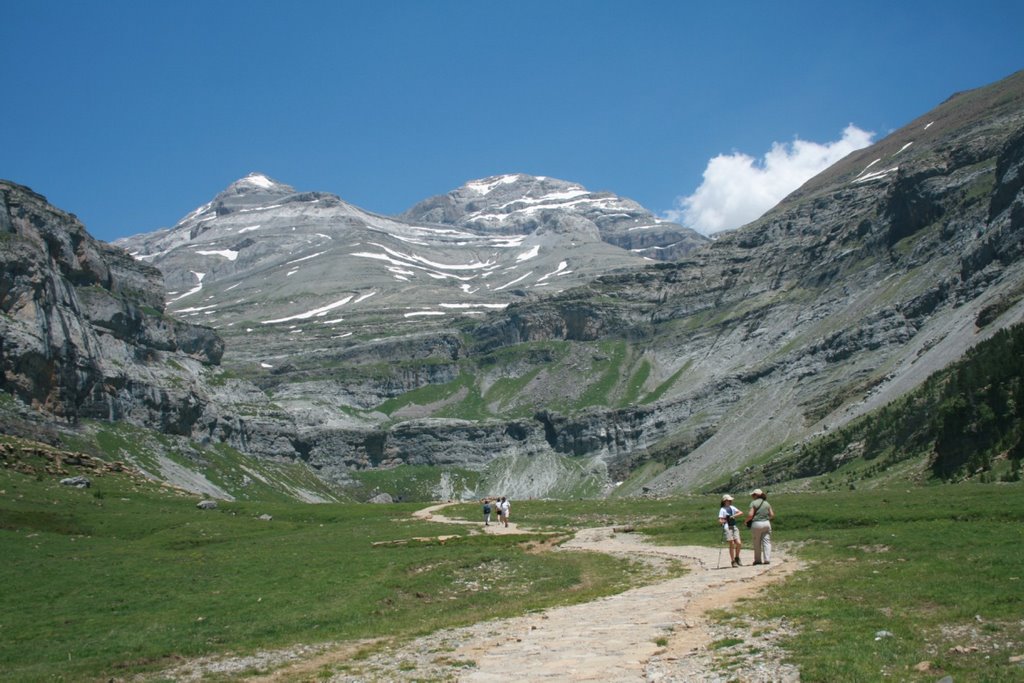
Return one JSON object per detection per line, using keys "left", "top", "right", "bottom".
{"left": 232, "top": 67, "right": 1021, "bottom": 499}
{"left": 465, "top": 69, "right": 1024, "bottom": 494}
{"left": 4, "top": 70, "right": 1024, "bottom": 502}
{"left": 114, "top": 173, "right": 705, "bottom": 431}
{"left": 726, "top": 321, "right": 1024, "bottom": 492}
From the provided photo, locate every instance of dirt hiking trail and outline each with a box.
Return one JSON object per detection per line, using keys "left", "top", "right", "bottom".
{"left": 160, "top": 502, "right": 803, "bottom": 682}
{"left": 400, "top": 503, "right": 803, "bottom": 682}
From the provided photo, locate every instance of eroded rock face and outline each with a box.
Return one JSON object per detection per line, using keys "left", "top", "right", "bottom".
{"left": 0, "top": 180, "right": 221, "bottom": 426}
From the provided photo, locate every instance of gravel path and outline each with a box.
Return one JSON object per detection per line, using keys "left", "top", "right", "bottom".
{"left": 158, "top": 503, "right": 803, "bottom": 682}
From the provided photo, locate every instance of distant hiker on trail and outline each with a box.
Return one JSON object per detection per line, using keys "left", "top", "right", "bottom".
{"left": 499, "top": 496, "right": 510, "bottom": 527}
{"left": 482, "top": 499, "right": 492, "bottom": 526}
{"left": 745, "top": 488, "right": 775, "bottom": 565}
{"left": 718, "top": 494, "right": 743, "bottom": 567}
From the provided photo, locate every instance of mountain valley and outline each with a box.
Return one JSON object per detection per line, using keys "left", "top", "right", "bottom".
{"left": 3, "top": 70, "right": 1024, "bottom": 501}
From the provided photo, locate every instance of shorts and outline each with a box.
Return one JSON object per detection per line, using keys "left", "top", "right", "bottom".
{"left": 723, "top": 526, "right": 741, "bottom": 542}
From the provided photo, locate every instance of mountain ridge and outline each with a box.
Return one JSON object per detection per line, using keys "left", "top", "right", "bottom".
{"left": 4, "top": 69, "right": 1024, "bottom": 501}
{"left": 116, "top": 172, "right": 704, "bottom": 331}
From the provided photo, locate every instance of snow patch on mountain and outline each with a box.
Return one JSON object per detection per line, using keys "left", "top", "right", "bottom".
{"left": 195, "top": 249, "right": 239, "bottom": 261}
{"left": 262, "top": 295, "right": 355, "bottom": 325}
{"left": 853, "top": 166, "right": 899, "bottom": 184}
{"left": 493, "top": 272, "right": 533, "bottom": 291}
{"left": 240, "top": 173, "right": 276, "bottom": 190}
{"left": 466, "top": 174, "right": 523, "bottom": 195}
{"left": 892, "top": 142, "right": 914, "bottom": 157}
{"left": 516, "top": 245, "right": 541, "bottom": 262}
{"left": 287, "top": 251, "right": 325, "bottom": 265}
{"left": 351, "top": 242, "right": 500, "bottom": 282}
{"left": 538, "top": 261, "right": 571, "bottom": 282}
{"left": 439, "top": 302, "right": 508, "bottom": 310}
{"left": 169, "top": 272, "right": 205, "bottom": 303}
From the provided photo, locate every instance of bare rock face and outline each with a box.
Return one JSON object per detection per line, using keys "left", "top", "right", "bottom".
{"left": 0, "top": 180, "right": 222, "bottom": 427}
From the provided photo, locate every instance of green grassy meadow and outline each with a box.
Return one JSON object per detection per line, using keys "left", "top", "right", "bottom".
{"left": 0, "top": 452, "right": 645, "bottom": 681}
{"left": 2, "top": 445, "right": 1023, "bottom": 681}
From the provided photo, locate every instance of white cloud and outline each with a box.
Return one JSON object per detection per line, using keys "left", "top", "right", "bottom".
{"left": 668, "top": 125, "right": 874, "bottom": 235}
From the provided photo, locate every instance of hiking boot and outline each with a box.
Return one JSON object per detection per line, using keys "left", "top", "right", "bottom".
{"left": 734, "top": 556, "right": 741, "bottom": 566}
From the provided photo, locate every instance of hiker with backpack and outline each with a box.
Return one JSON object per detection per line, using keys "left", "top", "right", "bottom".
{"left": 718, "top": 494, "right": 743, "bottom": 567}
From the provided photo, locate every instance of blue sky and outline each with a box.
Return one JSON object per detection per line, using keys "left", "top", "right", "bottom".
{"left": 2, "top": 1, "right": 1022, "bottom": 241}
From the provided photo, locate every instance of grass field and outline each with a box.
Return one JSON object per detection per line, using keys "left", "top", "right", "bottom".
{"left": 2, "top": 446, "right": 1023, "bottom": 681}
{"left": 0, "top": 451, "right": 649, "bottom": 681}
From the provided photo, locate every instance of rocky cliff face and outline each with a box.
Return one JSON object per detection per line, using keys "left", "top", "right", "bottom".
{"left": 0, "top": 181, "right": 301, "bottom": 460}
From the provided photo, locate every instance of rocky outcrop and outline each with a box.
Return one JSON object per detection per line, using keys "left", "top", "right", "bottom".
{"left": 1, "top": 180, "right": 239, "bottom": 438}
{"left": 471, "top": 295, "right": 653, "bottom": 352}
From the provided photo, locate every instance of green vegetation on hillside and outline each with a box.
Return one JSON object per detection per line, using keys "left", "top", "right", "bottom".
{"left": 732, "top": 322, "right": 1024, "bottom": 490}
{"left": 376, "top": 371, "right": 478, "bottom": 418}
{"left": 640, "top": 360, "right": 690, "bottom": 404}
{"left": 59, "top": 421, "right": 344, "bottom": 503}
{"left": 347, "top": 465, "right": 481, "bottom": 502}
{"left": 373, "top": 339, "right": 659, "bottom": 421}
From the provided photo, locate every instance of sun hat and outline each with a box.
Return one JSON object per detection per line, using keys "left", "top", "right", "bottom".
{"left": 751, "top": 488, "right": 763, "bottom": 496}
{"left": 721, "top": 494, "right": 734, "bottom": 501}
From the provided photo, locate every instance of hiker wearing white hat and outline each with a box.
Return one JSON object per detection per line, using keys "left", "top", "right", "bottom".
{"left": 718, "top": 494, "right": 743, "bottom": 567}
{"left": 745, "top": 488, "right": 775, "bottom": 564}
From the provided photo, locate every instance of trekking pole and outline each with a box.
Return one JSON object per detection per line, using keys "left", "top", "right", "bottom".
{"left": 716, "top": 526, "right": 724, "bottom": 569}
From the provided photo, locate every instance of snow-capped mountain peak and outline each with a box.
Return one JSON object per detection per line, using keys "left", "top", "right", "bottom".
{"left": 217, "top": 172, "right": 296, "bottom": 200}
{"left": 403, "top": 174, "right": 706, "bottom": 259}
{"left": 464, "top": 174, "right": 526, "bottom": 195}
{"left": 116, "top": 172, "right": 708, "bottom": 351}
{"left": 237, "top": 172, "right": 278, "bottom": 190}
